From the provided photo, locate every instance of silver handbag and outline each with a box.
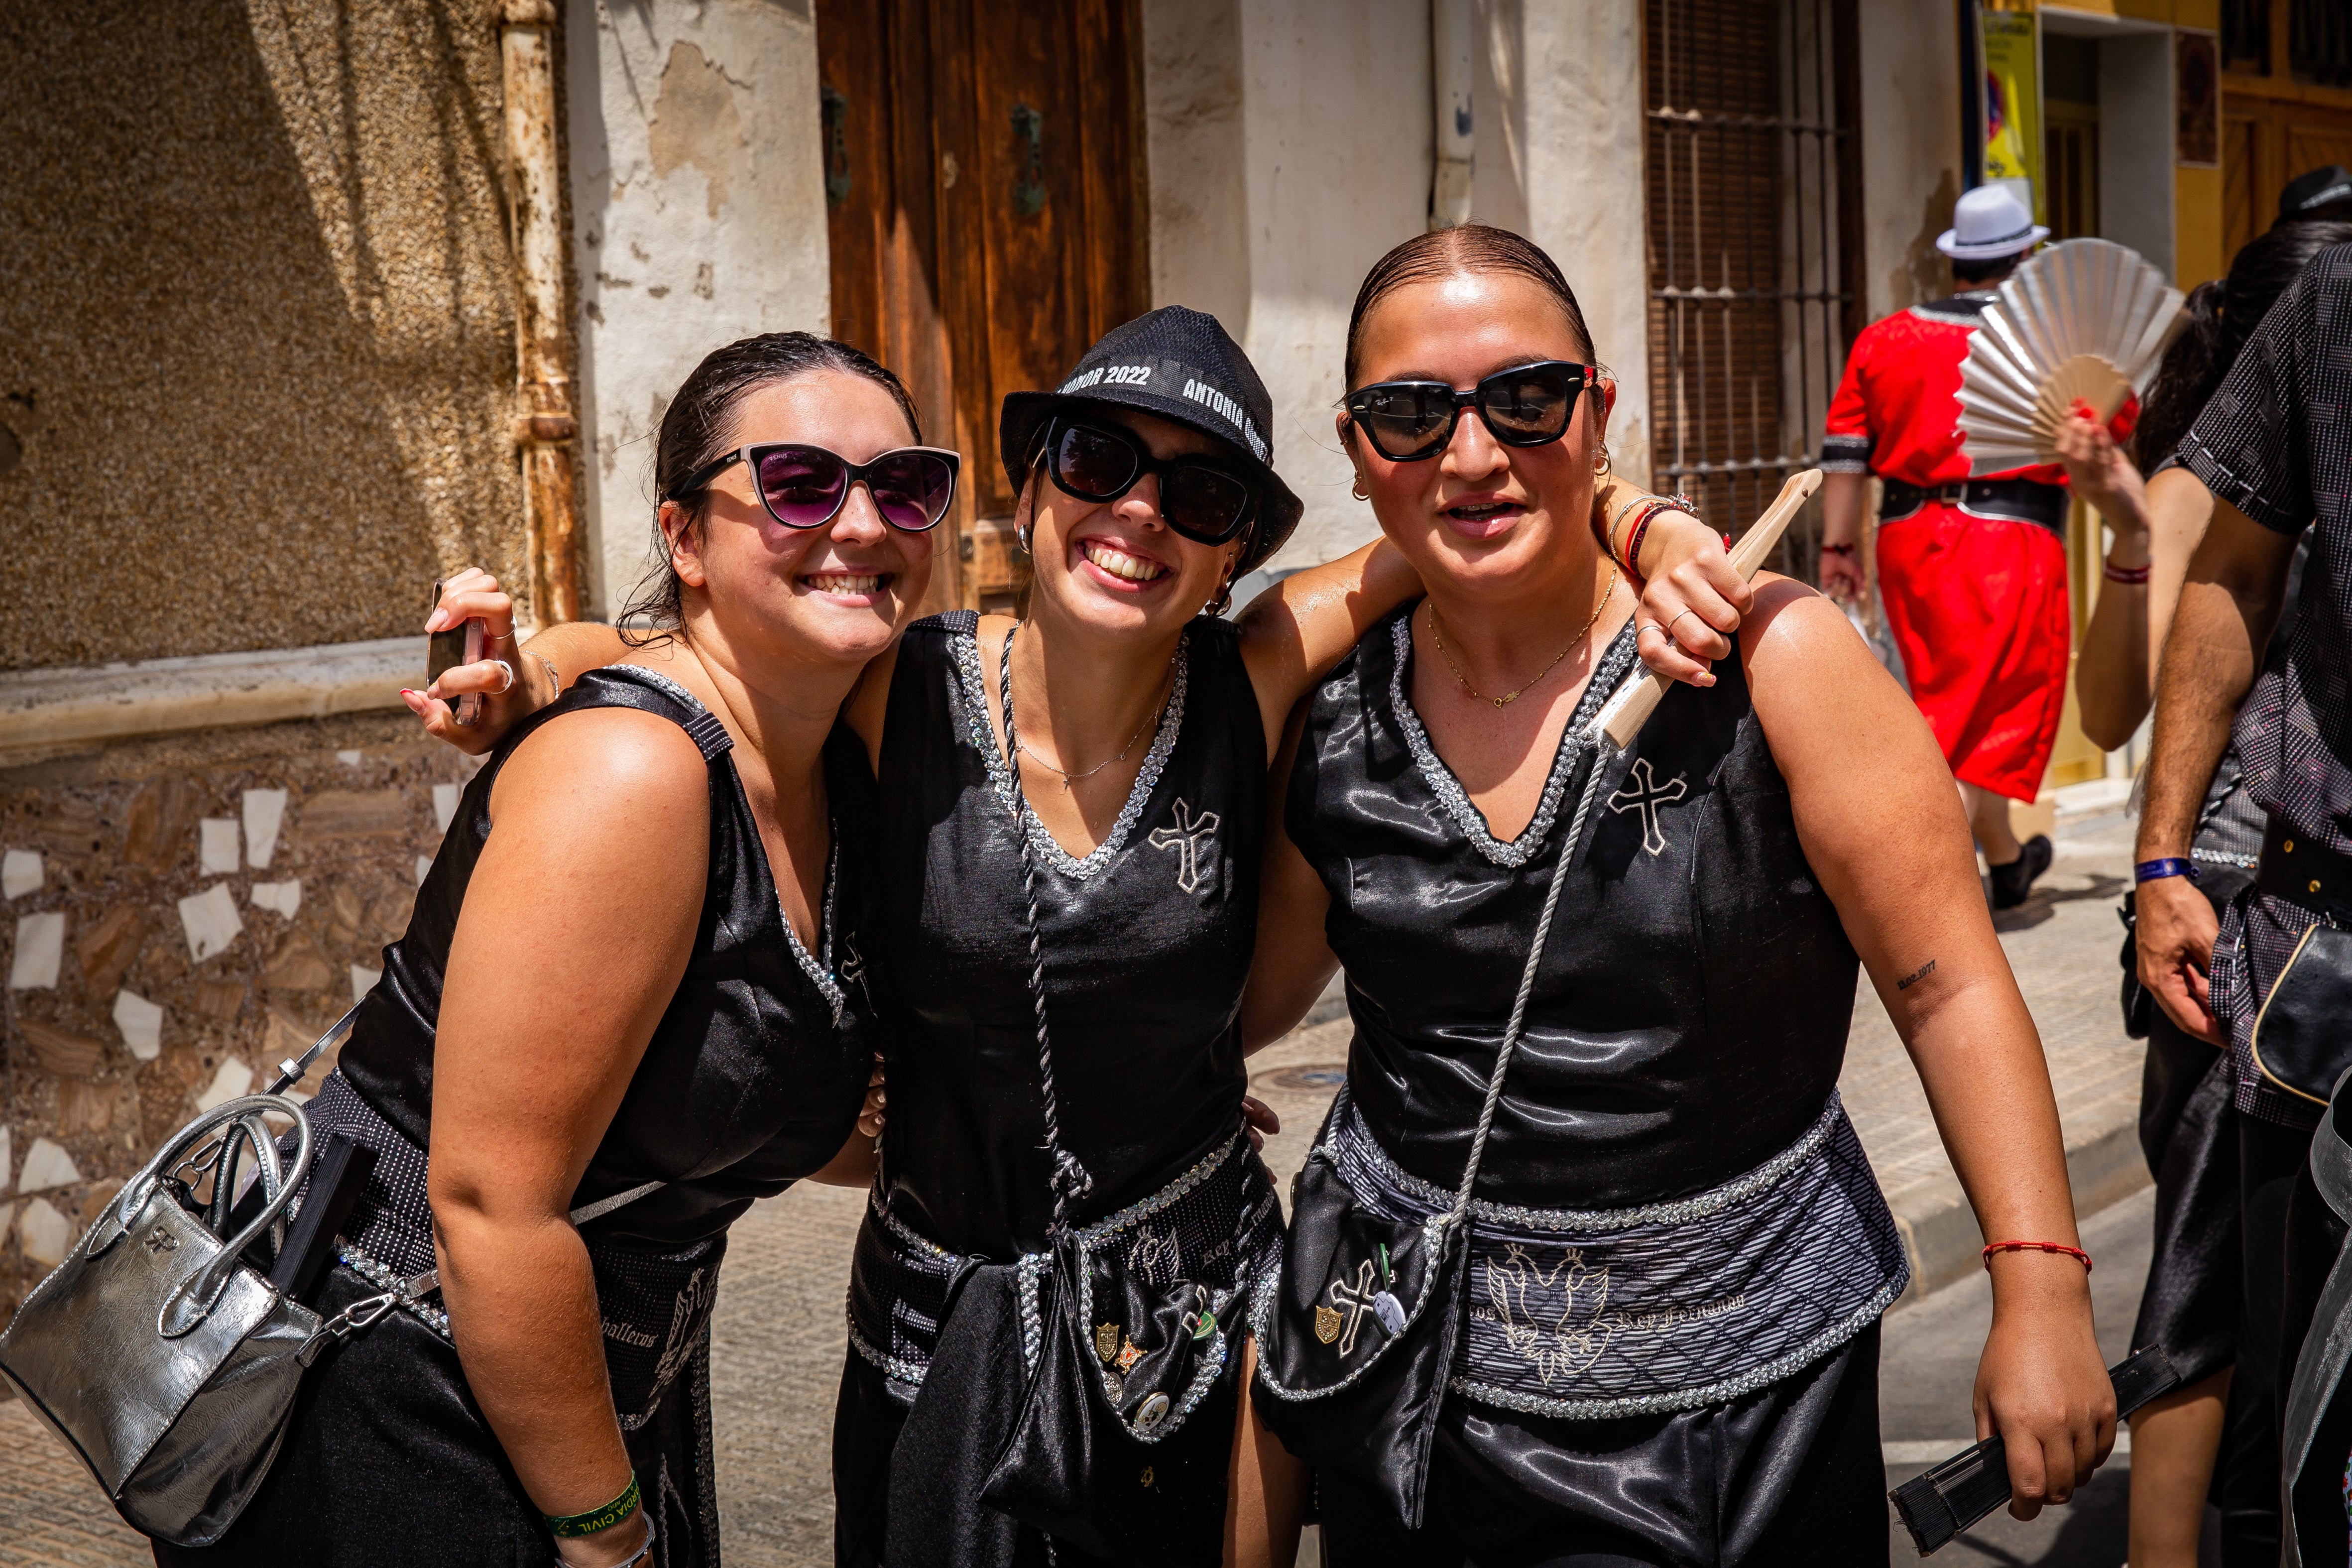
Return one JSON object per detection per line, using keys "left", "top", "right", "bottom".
{"left": 0, "top": 1011, "right": 390, "bottom": 1546}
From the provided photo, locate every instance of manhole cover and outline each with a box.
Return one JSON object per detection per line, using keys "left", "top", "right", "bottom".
{"left": 1258, "top": 1063, "right": 1347, "bottom": 1092}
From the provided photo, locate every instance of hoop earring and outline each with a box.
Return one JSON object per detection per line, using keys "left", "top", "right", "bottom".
{"left": 1350, "top": 474, "right": 1370, "bottom": 502}
{"left": 1207, "top": 561, "right": 1240, "bottom": 618}
{"left": 1593, "top": 445, "right": 1612, "bottom": 478}
{"left": 1017, "top": 522, "right": 1033, "bottom": 555}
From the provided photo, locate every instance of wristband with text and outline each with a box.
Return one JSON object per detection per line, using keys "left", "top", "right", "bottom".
{"left": 2133, "top": 857, "right": 2200, "bottom": 885}
{"left": 545, "top": 1472, "right": 640, "bottom": 1538}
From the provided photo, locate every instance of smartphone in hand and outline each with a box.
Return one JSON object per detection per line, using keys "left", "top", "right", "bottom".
{"left": 426, "top": 580, "right": 485, "bottom": 727}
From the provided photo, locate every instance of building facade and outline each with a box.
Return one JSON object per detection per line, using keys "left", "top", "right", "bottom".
{"left": 5, "top": 0, "right": 2347, "bottom": 1328}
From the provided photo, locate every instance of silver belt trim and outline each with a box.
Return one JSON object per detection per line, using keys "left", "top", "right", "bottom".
{"left": 1333, "top": 1086, "right": 1847, "bottom": 1233}
{"left": 848, "top": 1125, "right": 1259, "bottom": 1387}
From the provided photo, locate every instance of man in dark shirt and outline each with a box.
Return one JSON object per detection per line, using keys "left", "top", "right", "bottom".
{"left": 2136, "top": 241, "right": 2352, "bottom": 1556}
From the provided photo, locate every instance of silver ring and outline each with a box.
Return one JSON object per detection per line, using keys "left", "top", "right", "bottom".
{"left": 1669, "top": 608, "right": 1705, "bottom": 636}
{"left": 1635, "top": 620, "right": 1666, "bottom": 639}
{"left": 491, "top": 625, "right": 518, "bottom": 645}
{"left": 488, "top": 659, "right": 515, "bottom": 696}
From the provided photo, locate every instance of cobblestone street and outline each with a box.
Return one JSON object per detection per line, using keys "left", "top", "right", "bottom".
{"left": 0, "top": 799, "right": 2162, "bottom": 1567}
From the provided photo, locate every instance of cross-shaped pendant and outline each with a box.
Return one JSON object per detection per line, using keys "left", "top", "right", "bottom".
{"left": 1606, "top": 757, "right": 1687, "bottom": 856}
{"left": 1324, "top": 1257, "right": 1382, "bottom": 1356}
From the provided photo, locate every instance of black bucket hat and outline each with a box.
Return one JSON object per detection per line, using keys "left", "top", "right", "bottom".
{"left": 999, "top": 306, "right": 1303, "bottom": 577}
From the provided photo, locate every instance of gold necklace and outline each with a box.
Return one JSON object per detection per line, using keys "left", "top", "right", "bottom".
{"left": 1427, "top": 566, "right": 1621, "bottom": 709}
{"left": 1006, "top": 625, "right": 1178, "bottom": 786}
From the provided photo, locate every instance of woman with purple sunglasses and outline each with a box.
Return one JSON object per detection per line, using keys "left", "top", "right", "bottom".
{"left": 167, "top": 334, "right": 919, "bottom": 1568}
{"left": 421, "top": 307, "right": 1736, "bottom": 1567}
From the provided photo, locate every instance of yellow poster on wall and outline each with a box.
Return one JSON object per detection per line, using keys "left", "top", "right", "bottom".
{"left": 1979, "top": 3, "right": 2043, "bottom": 224}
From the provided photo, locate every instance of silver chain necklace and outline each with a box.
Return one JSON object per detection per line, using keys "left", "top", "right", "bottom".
{"left": 1006, "top": 625, "right": 1179, "bottom": 786}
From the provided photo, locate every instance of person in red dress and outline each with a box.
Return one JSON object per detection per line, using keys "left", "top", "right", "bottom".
{"left": 1818, "top": 185, "right": 2067, "bottom": 908}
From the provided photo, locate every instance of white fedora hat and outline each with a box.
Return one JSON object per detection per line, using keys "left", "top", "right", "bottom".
{"left": 1936, "top": 184, "right": 2049, "bottom": 261}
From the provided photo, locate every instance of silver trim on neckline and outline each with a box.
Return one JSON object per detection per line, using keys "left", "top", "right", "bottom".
{"left": 951, "top": 623, "right": 1189, "bottom": 881}
{"left": 610, "top": 663, "right": 845, "bottom": 1019}
{"left": 1387, "top": 614, "right": 1638, "bottom": 868}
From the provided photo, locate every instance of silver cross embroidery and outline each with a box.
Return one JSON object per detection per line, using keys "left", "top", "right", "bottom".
{"left": 1607, "top": 758, "right": 1687, "bottom": 856}
{"left": 1325, "top": 1258, "right": 1382, "bottom": 1356}
{"left": 839, "top": 933, "right": 872, "bottom": 1010}
{"left": 1149, "top": 798, "right": 1222, "bottom": 893}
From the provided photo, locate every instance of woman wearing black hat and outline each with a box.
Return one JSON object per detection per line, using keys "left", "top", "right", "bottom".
{"left": 1242, "top": 226, "right": 2114, "bottom": 1567}
{"left": 427, "top": 307, "right": 1736, "bottom": 1567}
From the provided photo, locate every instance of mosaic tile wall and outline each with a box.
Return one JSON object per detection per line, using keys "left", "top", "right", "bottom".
{"left": 0, "top": 711, "right": 474, "bottom": 1329}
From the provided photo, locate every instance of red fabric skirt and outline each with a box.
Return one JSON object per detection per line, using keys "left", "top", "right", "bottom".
{"left": 1875, "top": 502, "right": 2070, "bottom": 803}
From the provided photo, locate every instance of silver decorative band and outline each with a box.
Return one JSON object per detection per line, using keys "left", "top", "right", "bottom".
{"left": 1332, "top": 1087, "right": 1846, "bottom": 1234}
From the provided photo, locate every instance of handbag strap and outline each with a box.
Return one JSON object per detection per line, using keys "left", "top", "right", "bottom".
{"left": 1441, "top": 716, "right": 1620, "bottom": 1227}
{"left": 997, "top": 623, "right": 1098, "bottom": 1231}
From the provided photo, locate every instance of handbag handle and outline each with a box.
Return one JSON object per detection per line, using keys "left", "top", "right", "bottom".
{"left": 160, "top": 1093, "right": 317, "bottom": 1336}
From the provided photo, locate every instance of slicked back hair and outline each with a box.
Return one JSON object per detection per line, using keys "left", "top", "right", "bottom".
{"left": 618, "top": 332, "right": 923, "bottom": 641}
{"left": 1344, "top": 224, "right": 1598, "bottom": 389}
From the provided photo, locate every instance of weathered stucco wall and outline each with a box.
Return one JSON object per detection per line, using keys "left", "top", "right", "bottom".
{"left": 0, "top": 718, "right": 475, "bottom": 1324}
{"left": 567, "top": 0, "right": 831, "bottom": 622}
{"left": 1858, "top": 0, "right": 1963, "bottom": 317}
{"left": 0, "top": 1, "right": 526, "bottom": 671}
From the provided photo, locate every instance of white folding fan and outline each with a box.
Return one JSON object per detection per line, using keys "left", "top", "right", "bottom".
{"left": 1954, "top": 238, "right": 2186, "bottom": 474}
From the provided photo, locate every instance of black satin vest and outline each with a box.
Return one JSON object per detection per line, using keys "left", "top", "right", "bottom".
{"left": 1289, "top": 609, "right": 1861, "bottom": 1209}
{"left": 861, "top": 611, "right": 1265, "bottom": 1257}
{"left": 336, "top": 664, "right": 877, "bottom": 1244}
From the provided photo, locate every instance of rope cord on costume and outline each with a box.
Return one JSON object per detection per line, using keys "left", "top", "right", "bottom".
{"left": 998, "top": 624, "right": 1094, "bottom": 1228}
{"left": 1445, "top": 730, "right": 1614, "bottom": 1225}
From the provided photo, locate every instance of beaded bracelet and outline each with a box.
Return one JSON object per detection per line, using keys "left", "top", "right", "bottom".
{"left": 1619, "top": 495, "right": 1700, "bottom": 582}
{"left": 545, "top": 1472, "right": 640, "bottom": 1539}
{"left": 1982, "top": 1240, "right": 2093, "bottom": 1273}
{"left": 2103, "top": 561, "right": 2150, "bottom": 585}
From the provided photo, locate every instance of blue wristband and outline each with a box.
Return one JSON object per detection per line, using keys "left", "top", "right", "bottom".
{"left": 2133, "top": 857, "right": 2200, "bottom": 885}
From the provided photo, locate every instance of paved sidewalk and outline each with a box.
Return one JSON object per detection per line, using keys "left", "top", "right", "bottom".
{"left": 0, "top": 802, "right": 2153, "bottom": 1567}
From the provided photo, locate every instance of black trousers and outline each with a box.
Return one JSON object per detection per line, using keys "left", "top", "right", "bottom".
{"left": 1318, "top": 1324, "right": 1884, "bottom": 1568}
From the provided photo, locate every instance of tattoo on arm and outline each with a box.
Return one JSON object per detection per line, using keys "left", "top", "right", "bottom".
{"left": 1897, "top": 959, "right": 1937, "bottom": 992}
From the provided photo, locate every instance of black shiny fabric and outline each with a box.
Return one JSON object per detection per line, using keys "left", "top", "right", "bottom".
{"left": 839, "top": 612, "right": 1269, "bottom": 1562}
{"left": 340, "top": 668, "right": 877, "bottom": 1246}
{"left": 1281, "top": 610, "right": 1874, "bottom": 1546}
{"left": 857, "top": 611, "right": 1263, "bottom": 1253}
{"left": 1289, "top": 610, "right": 1861, "bottom": 1212}
{"left": 174, "top": 668, "right": 875, "bottom": 1566}
{"left": 2131, "top": 1019, "right": 2241, "bottom": 1395}
{"left": 1317, "top": 1324, "right": 1885, "bottom": 1568}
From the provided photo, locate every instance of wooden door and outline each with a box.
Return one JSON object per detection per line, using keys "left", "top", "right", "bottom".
{"left": 817, "top": 0, "right": 1151, "bottom": 615}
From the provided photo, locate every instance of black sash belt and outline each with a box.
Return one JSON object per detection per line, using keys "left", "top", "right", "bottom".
{"left": 2257, "top": 812, "right": 2352, "bottom": 919}
{"left": 1880, "top": 477, "right": 2068, "bottom": 536}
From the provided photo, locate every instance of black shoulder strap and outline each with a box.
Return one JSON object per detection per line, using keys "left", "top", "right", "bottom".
{"left": 534, "top": 666, "right": 734, "bottom": 762}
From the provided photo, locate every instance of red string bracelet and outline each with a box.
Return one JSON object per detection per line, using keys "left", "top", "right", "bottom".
{"left": 1981, "top": 1239, "right": 2092, "bottom": 1272}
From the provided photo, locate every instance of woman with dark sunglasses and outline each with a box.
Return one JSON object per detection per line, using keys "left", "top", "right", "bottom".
{"left": 163, "top": 334, "right": 913, "bottom": 1568}
{"left": 426, "top": 305, "right": 1736, "bottom": 1566}
{"left": 1241, "top": 226, "right": 2115, "bottom": 1567}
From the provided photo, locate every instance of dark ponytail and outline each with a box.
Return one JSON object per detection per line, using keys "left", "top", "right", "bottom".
{"left": 2134, "top": 220, "right": 2352, "bottom": 469}
{"left": 618, "top": 332, "right": 923, "bottom": 642}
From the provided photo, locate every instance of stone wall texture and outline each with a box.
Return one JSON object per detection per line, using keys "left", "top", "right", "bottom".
{"left": 0, "top": 713, "right": 474, "bottom": 1329}
{"left": 0, "top": 1, "right": 527, "bottom": 670}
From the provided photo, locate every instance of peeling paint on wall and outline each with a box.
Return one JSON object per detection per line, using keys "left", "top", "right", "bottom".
{"left": 648, "top": 40, "right": 748, "bottom": 220}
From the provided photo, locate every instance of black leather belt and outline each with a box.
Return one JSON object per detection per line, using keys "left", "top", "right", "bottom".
{"left": 1880, "top": 477, "right": 2068, "bottom": 536}
{"left": 2258, "top": 813, "right": 2352, "bottom": 919}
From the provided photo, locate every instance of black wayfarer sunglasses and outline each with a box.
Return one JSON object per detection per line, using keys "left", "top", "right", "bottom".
{"left": 1344, "top": 360, "right": 1600, "bottom": 463}
{"left": 669, "top": 443, "right": 960, "bottom": 532}
{"left": 1035, "top": 417, "right": 1258, "bottom": 546}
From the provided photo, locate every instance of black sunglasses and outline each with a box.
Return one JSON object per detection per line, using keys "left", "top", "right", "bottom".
{"left": 669, "top": 443, "right": 960, "bottom": 532}
{"left": 1344, "top": 360, "right": 1600, "bottom": 462}
{"left": 1036, "top": 418, "right": 1258, "bottom": 547}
